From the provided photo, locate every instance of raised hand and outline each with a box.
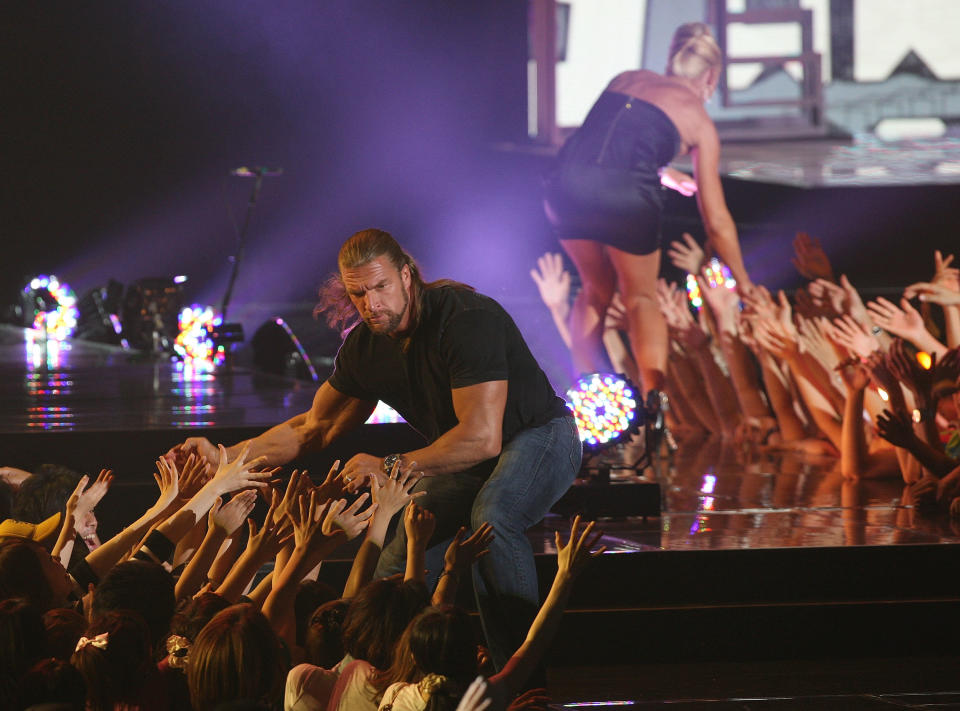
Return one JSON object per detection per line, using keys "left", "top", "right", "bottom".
{"left": 667, "top": 232, "right": 705, "bottom": 274}
{"left": 211, "top": 444, "right": 271, "bottom": 494}
{"left": 791, "top": 231, "right": 834, "bottom": 282}
{"left": 836, "top": 359, "right": 871, "bottom": 392}
{"left": 291, "top": 490, "right": 345, "bottom": 552}
{"left": 166, "top": 436, "right": 218, "bottom": 474}
{"left": 455, "top": 677, "right": 492, "bottom": 711}
{"left": 659, "top": 166, "right": 698, "bottom": 197}
{"left": 272, "top": 469, "right": 313, "bottom": 523}
{"left": 72, "top": 468, "right": 113, "bottom": 532}
{"left": 932, "top": 250, "right": 960, "bottom": 292}
{"left": 875, "top": 408, "right": 916, "bottom": 449}
{"left": 866, "top": 297, "right": 929, "bottom": 344}
{"left": 404, "top": 501, "right": 436, "bottom": 548}
{"left": 886, "top": 339, "right": 935, "bottom": 404}
{"left": 175, "top": 453, "right": 210, "bottom": 503}
{"left": 831, "top": 315, "right": 881, "bottom": 359}
{"left": 370, "top": 459, "right": 424, "bottom": 519}
{"left": 603, "top": 292, "right": 629, "bottom": 332}
{"left": 152, "top": 458, "right": 180, "bottom": 512}
{"left": 210, "top": 490, "right": 258, "bottom": 536}
{"left": 905, "top": 281, "right": 960, "bottom": 307}
{"left": 529, "top": 253, "right": 571, "bottom": 313}
{"left": 698, "top": 270, "right": 740, "bottom": 323}
{"left": 443, "top": 523, "right": 495, "bottom": 576}
{"left": 555, "top": 514, "right": 606, "bottom": 580}
{"left": 246, "top": 493, "right": 293, "bottom": 560}
{"left": 314, "top": 459, "right": 352, "bottom": 502}
{"left": 323, "top": 493, "right": 377, "bottom": 540}
{"left": 931, "top": 347, "right": 960, "bottom": 401}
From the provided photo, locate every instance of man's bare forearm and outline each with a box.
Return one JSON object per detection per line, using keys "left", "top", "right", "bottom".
{"left": 227, "top": 413, "right": 317, "bottom": 466}
{"left": 402, "top": 422, "right": 503, "bottom": 476}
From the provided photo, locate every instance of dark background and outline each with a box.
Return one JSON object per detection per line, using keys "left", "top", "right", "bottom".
{"left": 3, "top": 2, "right": 958, "bottom": 389}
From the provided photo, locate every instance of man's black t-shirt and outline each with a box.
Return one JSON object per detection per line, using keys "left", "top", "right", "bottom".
{"left": 327, "top": 286, "right": 570, "bottom": 446}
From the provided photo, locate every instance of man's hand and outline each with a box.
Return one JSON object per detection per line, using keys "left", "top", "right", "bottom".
{"left": 167, "top": 437, "right": 219, "bottom": 473}
{"left": 340, "top": 453, "right": 388, "bottom": 491}
{"left": 659, "top": 166, "right": 698, "bottom": 197}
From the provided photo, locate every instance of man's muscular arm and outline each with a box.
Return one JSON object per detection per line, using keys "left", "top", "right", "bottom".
{"left": 341, "top": 380, "right": 508, "bottom": 481}
{"left": 179, "top": 382, "right": 376, "bottom": 468}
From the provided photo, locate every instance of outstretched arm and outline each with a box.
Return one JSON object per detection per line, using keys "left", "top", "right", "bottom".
{"left": 177, "top": 381, "right": 376, "bottom": 468}
{"left": 692, "top": 123, "right": 751, "bottom": 289}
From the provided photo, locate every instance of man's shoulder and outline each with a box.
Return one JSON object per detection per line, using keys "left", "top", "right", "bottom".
{"left": 424, "top": 285, "right": 504, "bottom": 319}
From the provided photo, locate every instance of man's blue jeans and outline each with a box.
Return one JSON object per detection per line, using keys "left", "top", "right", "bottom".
{"left": 373, "top": 414, "right": 582, "bottom": 669}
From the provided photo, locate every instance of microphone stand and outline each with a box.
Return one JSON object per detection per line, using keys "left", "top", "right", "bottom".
{"left": 220, "top": 167, "right": 280, "bottom": 321}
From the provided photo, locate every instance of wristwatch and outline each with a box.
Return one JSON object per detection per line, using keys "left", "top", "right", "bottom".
{"left": 382, "top": 453, "right": 402, "bottom": 474}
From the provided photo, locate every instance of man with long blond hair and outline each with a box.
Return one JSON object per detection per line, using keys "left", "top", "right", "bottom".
{"left": 175, "top": 228, "right": 581, "bottom": 671}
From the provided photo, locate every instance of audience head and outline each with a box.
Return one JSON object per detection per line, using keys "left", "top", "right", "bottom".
{"left": 304, "top": 598, "right": 349, "bottom": 668}
{"left": 341, "top": 577, "right": 429, "bottom": 670}
{"left": 378, "top": 605, "right": 478, "bottom": 710}
{"left": 294, "top": 579, "right": 338, "bottom": 648}
{"left": 0, "top": 598, "right": 49, "bottom": 708}
{"left": 13, "top": 464, "right": 83, "bottom": 523}
{"left": 89, "top": 559, "right": 175, "bottom": 650}
{"left": 166, "top": 591, "right": 231, "bottom": 671}
{"left": 0, "top": 535, "right": 72, "bottom": 611}
{"left": 43, "top": 607, "right": 86, "bottom": 661}
{"left": 186, "top": 603, "right": 285, "bottom": 711}
{"left": 71, "top": 610, "right": 155, "bottom": 711}
{"left": 20, "top": 658, "right": 86, "bottom": 711}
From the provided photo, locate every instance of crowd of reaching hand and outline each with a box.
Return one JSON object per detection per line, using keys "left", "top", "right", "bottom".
{"left": 532, "top": 232, "right": 960, "bottom": 517}
{"left": 1, "top": 444, "right": 604, "bottom": 711}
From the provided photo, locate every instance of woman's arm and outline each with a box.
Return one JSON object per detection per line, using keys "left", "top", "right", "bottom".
{"left": 692, "top": 122, "right": 751, "bottom": 288}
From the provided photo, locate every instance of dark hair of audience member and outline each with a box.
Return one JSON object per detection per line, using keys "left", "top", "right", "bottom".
{"left": 373, "top": 605, "right": 478, "bottom": 709}
{"left": 169, "top": 592, "right": 232, "bottom": 646}
{"left": 0, "top": 538, "right": 62, "bottom": 611}
{"left": 71, "top": 610, "right": 158, "bottom": 711}
{"left": 294, "top": 579, "right": 338, "bottom": 648}
{"left": 89, "top": 559, "right": 175, "bottom": 653}
{"left": 0, "top": 598, "right": 49, "bottom": 709}
{"left": 187, "top": 603, "right": 286, "bottom": 711}
{"left": 341, "top": 578, "right": 429, "bottom": 671}
{"left": 0, "top": 478, "right": 14, "bottom": 520}
{"left": 43, "top": 607, "right": 87, "bottom": 661}
{"left": 12, "top": 464, "right": 83, "bottom": 522}
{"left": 21, "top": 657, "right": 87, "bottom": 711}
{"left": 304, "top": 598, "right": 349, "bottom": 668}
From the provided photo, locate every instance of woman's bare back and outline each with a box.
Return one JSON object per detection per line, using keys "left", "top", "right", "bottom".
{"left": 605, "top": 69, "right": 710, "bottom": 155}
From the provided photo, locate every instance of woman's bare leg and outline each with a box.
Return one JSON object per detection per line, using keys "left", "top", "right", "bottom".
{"left": 606, "top": 246, "right": 667, "bottom": 394}
{"left": 559, "top": 238, "right": 617, "bottom": 374}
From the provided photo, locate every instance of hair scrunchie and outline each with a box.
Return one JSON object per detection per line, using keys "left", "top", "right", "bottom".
{"left": 75, "top": 632, "right": 109, "bottom": 652}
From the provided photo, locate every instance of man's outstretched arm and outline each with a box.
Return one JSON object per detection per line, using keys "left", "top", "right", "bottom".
{"left": 341, "top": 379, "right": 508, "bottom": 481}
{"left": 176, "top": 381, "right": 376, "bottom": 467}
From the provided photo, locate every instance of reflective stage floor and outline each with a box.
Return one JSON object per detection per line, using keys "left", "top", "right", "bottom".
{"left": 3, "top": 325, "right": 960, "bottom": 708}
